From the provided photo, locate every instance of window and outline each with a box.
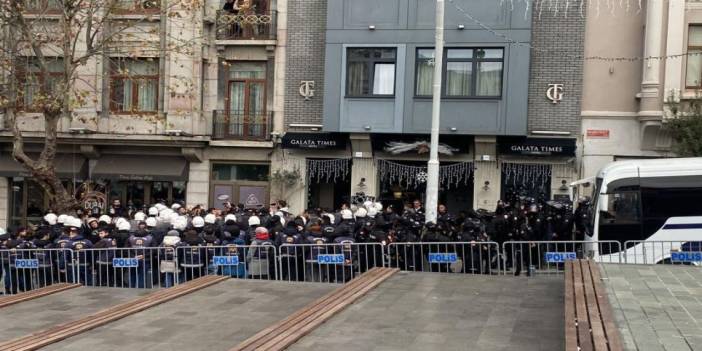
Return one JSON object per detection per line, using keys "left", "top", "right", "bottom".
{"left": 110, "top": 58, "right": 159, "bottom": 114}
{"left": 17, "top": 58, "right": 64, "bottom": 111}
{"left": 212, "top": 164, "right": 270, "bottom": 181}
{"left": 415, "top": 48, "right": 503, "bottom": 97}
{"left": 686, "top": 26, "right": 702, "bottom": 88}
{"left": 25, "top": 0, "right": 61, "bottom": 13}
{"left": 346, "top": 48, "right": 396, "bottom": 97}
{"left": 226, "top": 61, "right": 267, "bottom": 137}
{"left": 113, "top": 0, "right": 160, "bottom": 13}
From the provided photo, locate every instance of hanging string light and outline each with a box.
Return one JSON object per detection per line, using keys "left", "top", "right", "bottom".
{"left": 501, "top": 163, "right": 552, "bottom": 189}
{"left": 377, "top": 160, "right": 475, "bottom": 189}
{"left": 448, "top": 0, "right": 695, "bottom": 63}
{"left": 306, "top": 159, "right": 350, "bottom": 183}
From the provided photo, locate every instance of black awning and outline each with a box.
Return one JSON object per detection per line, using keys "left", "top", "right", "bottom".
{"left": 0, "top": 153, "right": 88, "bottom": 179}
{"left": 498, "top": 137, "right": 576, "bottom": 157}
{"left": 371, "top": 134, "right": 472, "bottom": 154}
{"left": 281, "top": 132, "right": 348, "bottom": 150}
{"left": 91, "top": 156, "right": 188, "bottom": 181}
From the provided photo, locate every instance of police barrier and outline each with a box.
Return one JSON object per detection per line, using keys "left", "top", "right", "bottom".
{"left": 277, "top": 243, "right": 384, "bottom": 283}
{"left": 73, "top": 247, "right": 179, "bottom": 289}
{"left": 502, "top": 241, "right": 622, "bottom": 276}
{"left": 387, "top": 242, "right": 500, "bottom": 275}
{"left": 0, "top": 249, "right": 72, "bottom": 295}
{"left": 622, "top": 240, "right": 702, "bottom": 265}
{"left": 180, "top": 244, "right": 278, "bottom": 281}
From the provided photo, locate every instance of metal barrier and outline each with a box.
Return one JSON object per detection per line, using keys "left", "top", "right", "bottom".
{"left": 179, "top": 244, "right": 278, "bottom": 282}
{"left": 0, "top": 249, "right": 72, "bottom": 295}
{"left": 623, "top": 240, "right": 702, "bottom": 265}
{"left": 387, "top": 242, "right": 500, "bottom": 275}
{"left": 502, "top": 241, "right": 622, "bottom": 276}
{"left": 73, "top": 247, "right": 178, "bottom": 289}
{"left": 278, "top": 243, "right": 384, "bottom": 284}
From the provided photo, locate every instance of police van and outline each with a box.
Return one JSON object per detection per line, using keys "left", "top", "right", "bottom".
{"left": 574, "top": 158, "right": 702, "bottom": 264}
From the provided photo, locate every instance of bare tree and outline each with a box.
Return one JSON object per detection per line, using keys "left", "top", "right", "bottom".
{"left": 0, "top": 0, "right": 200, "bottom": 213}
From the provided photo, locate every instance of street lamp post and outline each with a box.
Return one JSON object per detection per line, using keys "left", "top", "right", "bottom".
{"left": 425, "top": 0, "right": 445, "bottom": 224}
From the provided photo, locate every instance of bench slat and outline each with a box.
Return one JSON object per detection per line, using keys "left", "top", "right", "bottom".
{"left": 573, "top": 260, "right": 594, "bottom": 351}
{"left": 590, "top": 260, "right": 624, "bottom": 351}
{"left": 583, "top": 260, "right": 609, "bottom": 351}
{"left": 565, "top": 261, "right": 578, "bottom": 351}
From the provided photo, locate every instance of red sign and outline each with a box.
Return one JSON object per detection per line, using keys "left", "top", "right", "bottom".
{"left": 587, "top": 129, "right": 610, "bottom": 139}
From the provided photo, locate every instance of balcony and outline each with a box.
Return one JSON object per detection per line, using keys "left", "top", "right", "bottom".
{"left": 213, "top": 111, "right": 272, "bottom": 141}
{"left": 215, "top": 10, "right": 276, "bottom": 41}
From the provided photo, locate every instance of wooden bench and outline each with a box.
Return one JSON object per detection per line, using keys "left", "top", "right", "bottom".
{"left": 0, "top": 283, "right": 80, "bottom": 309}
{"left": 231, "top": 267, "right": 399, "bottom": 351}
{"left": 565, "top": 259, "right": 623, "bottom": 351}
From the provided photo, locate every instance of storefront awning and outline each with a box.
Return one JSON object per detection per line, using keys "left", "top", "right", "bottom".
{"left": 0, "top": 154, "right": 88, "bottom": 179}
{"left": 91, "top": 156, "right": 188, "bottom": 181}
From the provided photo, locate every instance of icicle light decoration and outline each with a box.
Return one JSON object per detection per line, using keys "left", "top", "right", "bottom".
{"left": 377, "top": 160, "right": 475, "bottom": 189}
{"left": 306, "top": 159, "right": 350, "bottom": 183}
{"left": 501, "top": 163, "right": 552, "bottom": 189}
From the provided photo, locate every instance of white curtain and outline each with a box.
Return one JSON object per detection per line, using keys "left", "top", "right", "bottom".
{"left": 446, "top": 62, "right": 471, "bottom": 96}
{"left": 686, "top": 52, "right": 702, "bottom": 87}
{"left": 137, "top": 79, "right": 157, "bottom": 111}
{"left": 373, "top": 63, "right": 395, "bottom": 95}
{"left": 416, "top": 60, "right": 433, "bottom": 96}
{"left": 477, "top": 62, "right": 502, "bottom": 96}
{"left": 121, "top": 80, "right": 133, "bottom": 111}
{"left": 347, "top": 62, "right": 367, "bottom": 95}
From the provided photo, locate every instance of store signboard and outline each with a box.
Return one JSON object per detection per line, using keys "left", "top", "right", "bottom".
{"left": 281, "top": 133, "right": 347, "bottom": 150}
{"left": 498, "top": 137, "right": 576, "bottom": 157}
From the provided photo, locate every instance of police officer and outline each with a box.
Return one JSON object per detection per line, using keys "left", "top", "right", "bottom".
{"left": 93, "top": 227, "right": 117, "bottom": 287}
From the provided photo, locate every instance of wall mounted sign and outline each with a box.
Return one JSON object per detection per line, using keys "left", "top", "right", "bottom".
{"left": 299, "top": 81, "right": 315, "bottom": 100}
{"left": 281, "top": 132, "right": 347, "bottom": 150}
{"left": 546, "top": 83, "right": 564, "bottom": 104}
{"left": 586, "top": 129, "right": 610, "bottom": 139}
{"left": 498, "top": 137, "right": 576, "bottom": 157}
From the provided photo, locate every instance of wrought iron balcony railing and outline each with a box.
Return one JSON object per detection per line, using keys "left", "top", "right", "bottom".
{"left": 213, "top": 110, "right": 272, "bottom": 141}
{"left": 215, "top": 10, "right": 276, "bottom": 40}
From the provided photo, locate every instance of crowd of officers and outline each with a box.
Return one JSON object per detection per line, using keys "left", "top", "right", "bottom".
{"left": 1, "top": 191, "right": 589, "bottom": 293}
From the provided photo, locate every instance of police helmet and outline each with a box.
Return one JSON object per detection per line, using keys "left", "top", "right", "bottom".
{"left": 192, "top": 216, "right": 205, "bottom": 228}
{"left": 134, "top": 212, "right": 146, "bottom": 221}
{"left": 44, "top": 213, "right": 58, "bottom": 225}
{"left": 204, "top": 213, "right": 217, "bottom": 224}
{"left": 145, "top": 217, "right": 158, "bottom": 228}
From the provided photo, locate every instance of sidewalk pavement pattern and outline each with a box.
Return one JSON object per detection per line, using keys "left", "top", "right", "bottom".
{"left": 601, "top": 264, "right": 702, "bottom": 351}
{"left": 289, "top": 272, "right": 564, "bottom": 351}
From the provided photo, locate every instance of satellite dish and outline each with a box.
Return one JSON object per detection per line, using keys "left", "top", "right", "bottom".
{"left": 217, "top": 194, "right": 230, "bottom": 201}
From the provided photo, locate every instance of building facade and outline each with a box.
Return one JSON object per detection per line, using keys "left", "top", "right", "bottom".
{"left": 579, "top": 0, "right": 702, "bottom": 179}
{"left": 281, "top": 0, "right": 585, "bottom": 213}
{"left": 0, "top": 0, "right": 287, "bottom": 228}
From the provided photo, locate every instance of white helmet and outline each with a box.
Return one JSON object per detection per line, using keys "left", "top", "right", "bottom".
{"left": 145, "top": 217, "right": 158, "bottom": 228}
{"left": 355, "top": 208, "right": 367, "bottom": 218}
{"left": 63, "top": 216, "right": 75, "bottom": 227}
{"left": 248, "top": 216, "right": 261, "bottom": 227}
{"left": 117, "top": 221, "right": 131, "bottom": 232}
{"left": 171, "top": 203, "right": 181, "bottom": 210}
{"left": 224, "top": 214, "right": 237, "bottom": 223}
{"left": 341, "top": 209, "right": 353, "bottom": 220}
{"left": 154, "top": 204, "right": 166, "bottom": 212}
{"left": 148, "top": 207, "right": 159, "bottom": 216}
{"left": 374, "top": 202, "right": 383, "bottom": 212}
{"left": 363, "top": 200, "right": 373, "bottom": 209}
{"left": 99, "top": 215, "right": 112, "bottom": 224}
{"left": 368, "top": 207, "right": 378, "bottom": 218}
{"left": 324, "top": 213, "right": 335, "bottom": 224}
{"left": 173, "top": 216, "right": 188, "bottom": 231}
{"left": 44, "top": 213, "right": 58, "bottom": 225}
{"left": 57, "top": 214, "right": 68, "bottom": 224}
{"left": 192, "top": 216, "right": 205, "bottom": 228}
{"left": 69, "top": 217, "right": 83, "bottom": 228}
{"left": 134, "top": 212, "right": 146, "bottom": 221}
{"left": 204, "top": 214, "right": 217, "bottom": 224}
{"left": 115, "top": 217, "right": 129, "bottom": 228}
{"left": 168, "top": 212, "right": 180, "bottom": 225}
{"left": 162, "top": 236, "right": 181, "bottom": 246}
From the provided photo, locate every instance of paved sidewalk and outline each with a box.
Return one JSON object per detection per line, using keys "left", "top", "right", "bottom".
{"left": 42, "top": 279, "right": 336, "bottom": 351}
{"left": 601, "top": 264, "right": 702, "bottom": 351}
{"left": 0, "top": 287, "right": 149, "bottom": 341}
{"left": 289, "top": 272, "right": 564, "bottom": 351}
